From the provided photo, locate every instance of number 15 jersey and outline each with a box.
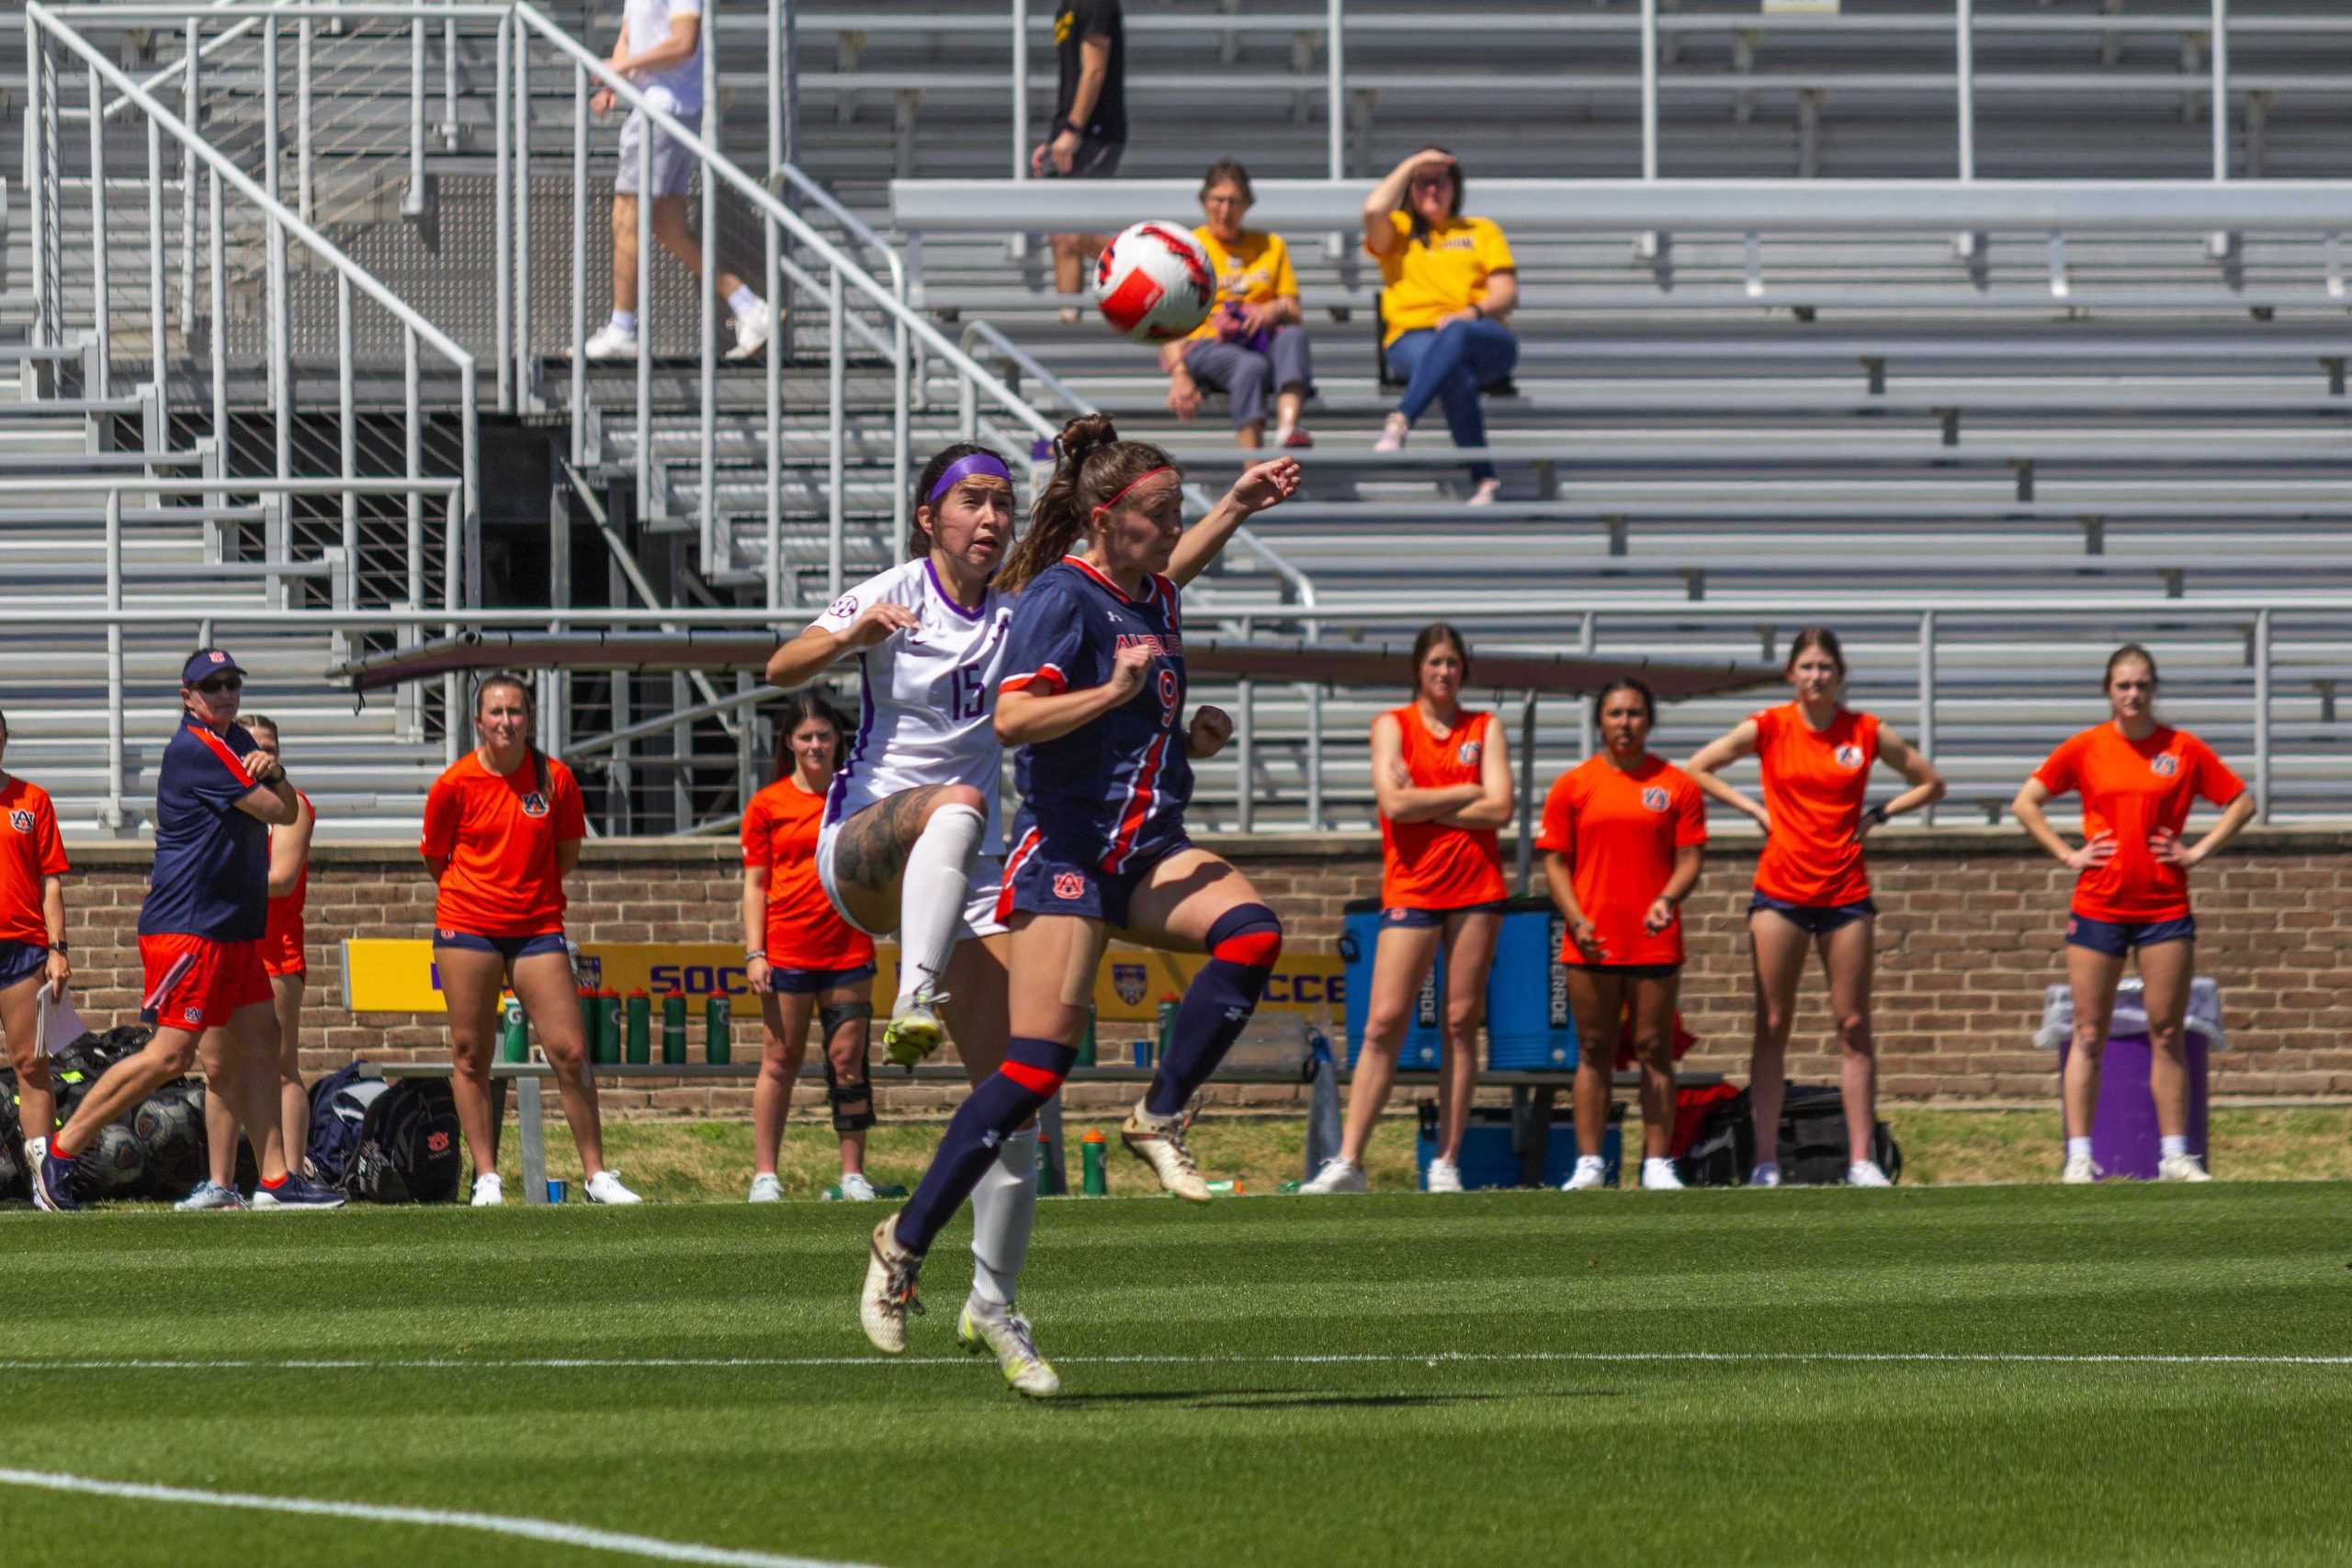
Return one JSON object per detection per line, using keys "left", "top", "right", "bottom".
{"left": 1000, "top": 556, "right": 1192, "bottom": 872}
{"left": 811, "top": 558, "right": 1015, "bottom": 849}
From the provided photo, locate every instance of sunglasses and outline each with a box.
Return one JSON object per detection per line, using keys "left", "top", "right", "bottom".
{"left": 195, "top": 675, "right": 243, "bottom": 694}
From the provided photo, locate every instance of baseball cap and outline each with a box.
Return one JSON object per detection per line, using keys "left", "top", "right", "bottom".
{"left": 182, "top": 649, "right": 248, "bottom": 686}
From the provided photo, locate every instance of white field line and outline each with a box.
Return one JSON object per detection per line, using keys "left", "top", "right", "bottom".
{"left": 0, "top": 1350, "right": 2346, "bottom": 1372}
{"left": 0, "top": 1468, "right": 881, "bottom": 1568}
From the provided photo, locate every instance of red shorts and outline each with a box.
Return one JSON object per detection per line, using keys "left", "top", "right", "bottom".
{"left": 139, "top": 933, "right": 273, "bottom": 1033}
{"left": 260, "top": 920, "right": 307, "bottom": 979}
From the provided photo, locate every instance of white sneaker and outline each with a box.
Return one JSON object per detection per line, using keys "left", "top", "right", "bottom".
{"left": 175, "top": 1179, "right": 246, "bottom": 1213}
{"left": 860, "top": 1216, "right": 925, "bottom": 1355}
{"left": 1373, "top": 412, "right": 1409, "bottom": 453}
{"left": 2157, "top": 1153, "right": 2214, "bottom": 1183}
{"left": 1120, "top": 1100, "right": 1212, "bottom": 1202}
{"left": 1847, "top": 1159, "right": 1894, "bottom": 1188}
{"left": 579, "top": 321, "right": 638, "bottom": 361}
{"left": 882, "top": 985, "right": 949, "bottom": 1070}
{"left": 726, "top": 301, "right": 773, "bottom": 362}
{"left": 1747, "top": 1162, "right": 1781, "bottom": 1189}
{"left": 748, "top": 1172, "right": 783, "bottom": 1203}
{"left": 1640, "top": 1157, "right": 1687, "bottom": 1190}
{"left": 1562, "top": 1156, "right": 1608, "bottom": 1191}
{"left": 2061, "top": 1154, "right": 2098, "bottom": 1185}
{"left": 469, "top": 1171, "right": 504, "bottom": 1207}
{"left": 837, "top": 1171, "right": 878, "bottom": 1201}
{"left": 1466, "top": 479, "right": 1503, "bottom": 507}
{"left": 1297, "top": 1156, "right": 1366, "bottom": 1195}
{"left": 959, "top": 1295, "right": 1060, "bottom": 1398}
{"left": 585, "top": 1169, "right": 644, "bottom": 1205}
{"left": 1425, "top": 1157, "right": 1464, "bottom": 1194}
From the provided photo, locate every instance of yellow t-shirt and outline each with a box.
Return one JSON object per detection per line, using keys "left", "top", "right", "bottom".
{"left": 1371, "top": 210, "right": 1516, "bottom": 346}
{"left": 1186, "top": 228, "right": 1300, "bottom": 344}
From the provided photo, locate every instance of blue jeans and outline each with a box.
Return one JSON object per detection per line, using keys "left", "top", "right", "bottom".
{"left": 1387, "top": 318, "right": 1519, "bottom": 482}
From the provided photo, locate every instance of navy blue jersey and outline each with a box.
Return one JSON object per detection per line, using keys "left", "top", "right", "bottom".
{"left": 138, "top": 716, "right": 269, "bottom": 941}
{"left": 1001, "top": 556, "right": 1191, "bottom": 870}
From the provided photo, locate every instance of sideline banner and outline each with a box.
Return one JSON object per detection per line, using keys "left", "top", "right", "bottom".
{"left": 341, "top": 939, "right": 1343, "bottom": 1022}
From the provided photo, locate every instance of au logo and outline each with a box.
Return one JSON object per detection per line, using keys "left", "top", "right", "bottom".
{"left": 520, "top": 791, "right": 550, "bottom": 818}
{"left": 1641, "top": 786, "right": 1670, "bottom": 813}
{"left": 2150, "top": 752, "right": 2180, "bottom": 777}
{"left": 427, "top": 1131, "right": 452, "bottom": 1155}
{"left": 1834, "top": 743, "right": 1864, "bottom": 769}
{"left": 6, "top": 809, "right": 31, "bottom": 834}
{"left": 1053, "top": 872, "right": 1086, "bottom": 901}
{"left": 1113, "top": 963, "right": 1148, "bottom": 1006}
{"left": 1458, "top": 740, "right": 1482, "bottom": 765}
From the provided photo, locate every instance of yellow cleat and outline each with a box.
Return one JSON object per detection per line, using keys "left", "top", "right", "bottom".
{"left": 882, "top": 987, "right": 949, "bottom": 1071}
{"left": 958, "top": 1297, "right": 1061, "bottom": 1399}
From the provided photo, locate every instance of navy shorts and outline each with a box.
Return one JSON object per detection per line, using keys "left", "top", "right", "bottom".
{"left": 0, "top": 940, "right": 48, "bottom": 988}
{"left": 433, "top": 929, "right": 570, "bottom": 963}
{"left": 1750, "top": 893, "right": 1878, "bottom": 937}
{"left": 768, "top": 963, "right": 876, "bottom": 995}
{"left": 1568, "top": 962, "right": 1680, "bottom": 981}
{"left": 1381, "top": 900, "right": 1509, "bottom": 930}
{"left": 1002, "top": 835, "right": 1191, "bottom": 928}
{"left": 2066, "top": 913, "right": 2196, "bottom": 957}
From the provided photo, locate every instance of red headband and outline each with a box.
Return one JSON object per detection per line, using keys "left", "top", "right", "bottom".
{"left": 1091, "top": 466, "right": 1175, "bottom": 517}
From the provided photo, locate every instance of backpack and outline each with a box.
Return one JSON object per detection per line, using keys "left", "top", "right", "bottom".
{"left": 1780, "top": 1084, "right": 1902, "bottom": 1185}
{"left": 309, "top": 1065, "right": 461, "bottom": 1203}
{"left": 0, "top": 1071, "right": 25, "bottom": 1201}
{"left": 1672, "top": 1086, "right": 1755, "bottom": 1188}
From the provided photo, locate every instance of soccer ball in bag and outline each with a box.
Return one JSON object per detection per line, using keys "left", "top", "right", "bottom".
{"left": 1092, "top": 222, "right": 1216, "bottom": 344}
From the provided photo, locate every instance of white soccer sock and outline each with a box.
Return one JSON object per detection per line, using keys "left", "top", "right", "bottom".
{"left": 969, "top": 1125, "right": 1038, "bottom": 1309}
{"left": 609, "top": 309, "right": 638, "bottom": 335}
{"left": 2066, "top": 1136, "right": 2093, "bottom": 1161}
{"left": 894, "top": 802, "right": 985, "bottom": 1011}
{"left": 2160, "top": 1134, "right": 2188, "bottom": 1159}
{"left": 728, "top": 284, "right": 763, "bottom": 318}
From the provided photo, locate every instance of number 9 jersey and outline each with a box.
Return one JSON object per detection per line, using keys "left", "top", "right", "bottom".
{"left": 999, "top": 556, "right": 1191, "bottom": 876}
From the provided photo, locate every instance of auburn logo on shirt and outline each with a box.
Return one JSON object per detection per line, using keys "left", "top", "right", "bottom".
{"left": 1641, "top": 786, "right": 1670, "bottom": 813}
{"left": 1053, "top": 872, "right": 1086, "bottom": 900}
{"left": 1458, "top": 740, "right": 1482, "bottom": 765}
{"left": 1834, "top": 743, "right": 1865, "bottom": 769}
{"left": 520, "top": 791, "right": 550, "bottom": 818}
{"left": 2150, "top": 752, "right": 2180, "bottom": 777}
{"left": 6, "top": 809, "right": 30, "bottom": 834}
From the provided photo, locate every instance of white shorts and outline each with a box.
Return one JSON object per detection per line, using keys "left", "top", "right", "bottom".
{"left": 616, "top": 106, "right": 700, "bottom": 197}
{"left": 817, "top": 818, "right": 1007, "bottom": 945}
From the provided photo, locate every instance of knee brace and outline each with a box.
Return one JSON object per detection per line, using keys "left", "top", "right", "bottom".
{"left": 821, "top": 1050, "right": 876, "bottom": 1138}
{"left": 819, "top": 1000, "right": 873, "bottom": 1049}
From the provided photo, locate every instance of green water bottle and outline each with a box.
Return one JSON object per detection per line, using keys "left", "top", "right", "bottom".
{"left": 498, "top": 994, "right": 529, "bottom": 1064}
{"left": 1076, "top": 1004, "right": 1098, "bottom": 1068}
{"left": 704, "top": 994, "right": 732, "bottom": 1065}
{"left": 1036, "top": 1129, "right": 1058, "bottom": 1196}
{"left": 595, "top": 990, "right": 623, "bottom": 1066}
{"left": 625, "top": 990, "right": 651, "bottom": 1065}
{"left": 1080, "top": 1128, "right": 1108, "bottom": 1196}
{"left": 661, "top": 991, "right": 689, "bottom": 1065}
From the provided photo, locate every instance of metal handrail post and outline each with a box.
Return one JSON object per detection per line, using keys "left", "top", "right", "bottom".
{"left": 178, "top": 17, "right": 199, "bottom": 336}
{"left": 571, "top": 62, "right": 586, "bottom": 465}
{"left": 209, "top": 168, "right": 226, "bottom": 456}
{"left": 402, "top": 322, "right": 423, "bottom": 739}
{"left": 828, "top": 265, "right": 845, "bottom": 599}
{"left": 339, "top": 273, "right": 358, "bottom": 573}
{"left": 105, "top": 488, "right": 125, "bottom": 829}
{"left": 408, "top": 16, "right": 425, "bottom": 209}
{"left": 1513, "top": 690, "right": 1537, "bottom": 893}
{"left": 1011, "top": 0, "right": 1027, "bottom": 179}
{"left": 765, "top": 0, "right": 786, "bottom": 604}
{"left": 2211, "top": 0, "right": 2230, "bottom": 181}
{"left": 27, "top": 26, "right": 51, "bottom": 352}
{"left": 1236, "top": 615, "right": 1255, "bottom": 833}
{"left": 1956, "top": 0, "right": 1974, "bottom": 181}
{"left": 494, "top": 12, "right": 513, "bottom": 412}
{"left": 297, "top": 17, "right": 313, "bottom": 220}
{"left": 700, "top": 17, "right": 718, "bottom": 571}
{"left": 1641, "top": 0, "right": 1659, "bottom": 180}
{"left": 443, "top": 16, "right": 458, "bottom": 144}
{"left": 2254, "top": 607, "right": 2271, "bottom": 821}
{"left": 635, "top": 120, "right": 652, "bottom": 521}
{"left": 86, "top": 61, "right": 109, "bottom": 400}
{"left": 146, "top": 112, "right": 165, "bottom": 409}
{"left": 1917, "top": 608, "right": 1937, "bottom": 827}
{"left": 263, "top": 17, "right": 292, "bottom": 482}
{"left": 515, "top": 12, "right": 533, "bottom": 404}
{"left": 1325, "top": 0, "right": 1342, "bottom": 179}
{"left": 1577, "top": 611, "right": 1596, "bottom": 759}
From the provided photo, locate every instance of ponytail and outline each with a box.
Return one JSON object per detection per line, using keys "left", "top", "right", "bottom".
{"left": 998, "top": 413, "right": 1178, "bottom": 593}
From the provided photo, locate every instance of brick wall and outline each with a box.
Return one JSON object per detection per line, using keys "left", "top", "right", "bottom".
{"left": 51, "top": 827, "right": 2352, "bottom": 1111}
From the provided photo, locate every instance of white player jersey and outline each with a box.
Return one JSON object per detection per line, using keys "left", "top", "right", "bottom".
{"left": 813, "top": 558, "right": 1015, "bottom": 846}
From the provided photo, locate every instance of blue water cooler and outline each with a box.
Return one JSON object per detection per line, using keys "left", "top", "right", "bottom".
{"left": 1339, "top": 897, "right": 1444, "bottom": 1070}
{"left": 1486, "top": 896, "right": 1577, "bottom": 1070}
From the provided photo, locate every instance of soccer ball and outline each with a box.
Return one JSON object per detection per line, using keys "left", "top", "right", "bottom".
{"left": 1092, "top": 221, "right": 1216, "bottom": 344}
{"left": 132, "top": 1086, "right": 208, "bottom": 1197}
{"left": 68, "top": 1121, "right": 148, "bottom": 1201}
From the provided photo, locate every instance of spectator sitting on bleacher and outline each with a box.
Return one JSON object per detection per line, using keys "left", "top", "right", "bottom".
{"left": 1363, "top": 148, "right": 1518, "bottom": 506}
{"left": 579, "top": 0, "right": 773, "bottom": 364}
{"left": 1161, "top": 160, "right": 1315, "bottom": 450}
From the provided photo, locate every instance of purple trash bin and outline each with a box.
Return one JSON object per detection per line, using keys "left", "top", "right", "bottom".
{"left": 2056, "top": 1030, "right": 2211, "bottom": 1180}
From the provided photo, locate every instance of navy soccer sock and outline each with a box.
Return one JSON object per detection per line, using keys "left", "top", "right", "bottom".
{"left": 1145, "top": 904, "right": 1283, "bottom": 1119}
{"left": 894, "top": 1036, "right": 1075, "bottom": 1257}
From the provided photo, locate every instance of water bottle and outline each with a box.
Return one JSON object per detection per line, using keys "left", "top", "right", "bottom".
{"left": 498, "top": 993, "right": 529, "bottom": 1064}
{"left": 1080, "top": 1128, "right": 1108, "bottom": 1196}
{"left": 661, "top": 991, "right": 689, "bottom": 1065}
{"left": 624, "top": 989, "right": 651, "bottom": 1066}
{"left": 704, "top": 994, "right": 732, "bottom": 1065}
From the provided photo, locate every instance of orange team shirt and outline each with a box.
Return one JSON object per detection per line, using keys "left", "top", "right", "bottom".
{"left": 1378, "top": 706, "right": 1506, "bottom": 910}
{"left": 420, "top": 751, "right": 587, "bottom": 936}
{"left": 0, "top": 776, "right": 71, "bottom": 946}
{"left": 741, "top": 777, "right": 876, "bottom": 971}
{"left": 1536, "top": 755, "right": 1707, "bottom": 967}
{"left": 263, "top": 791, "right": 314, "bottom": 954}
{"left": 1751, "top": 703, "right": 1881, "bottom": 907}
{"left": 2032, "top": 723, "right": 2245, "bottom": 923}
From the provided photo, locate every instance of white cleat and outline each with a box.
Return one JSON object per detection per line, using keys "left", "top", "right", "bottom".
{"left": 726, "top": 302, "right": 774, "bottom": 362}
{"left": 1747, "top": 1162, "right": 1781, "bottom": 1189}
{"left": 578, "top": 322, "right": 638, "bottom": 361}
{"left": 882, "top": 986, "right": 950, "bottom": 1070}
{"left": 958, "top": 1295, "right": 1061, "bottom": 1398}
{"left": 585, "top": 1169, "right": 644, "bottom": 1205}
{"left": 1847, "top": 1160, "right": 1894, "bottom": 1188}
{"left": 2061, "top": 1154, "right": 2098, "bottom": 1185}
{"left": 1424, "top": 1157, "right": 1464, "bottom": 1194}
{"left": 175, "top": 1179, "right": 247, "bottom": 1213}
{"left": 1562, "top": 1156, "right": 1609, "bottom": 1191}
{"left": 836, "top": 1171, "right": 878, "bottom": 1201}
{"left": 1640, "top": 1157, "right": 1687, "bottom": 1190}
{"left": 1120, "top": 1100, "right": 1212, "bottom": 1202}
{"left": 2157, "top": 1153, "right": 2215, "bottom": 1183}
{"left": 748, "top": 1172, "right": 783, "bottom": 1203}
{"left": 1297, "top": 1156, "right": 1366, "bottom": 1195}
{"left": 860, "top": 1216, "right": 925, "bottom": 1355}
{"left": 470, "top": 1172, "right": 505, "bottom": 1207}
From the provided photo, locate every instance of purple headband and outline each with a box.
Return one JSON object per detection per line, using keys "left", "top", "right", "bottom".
{"left": 927, "top": 451, "right": 1012, "bottom": 502}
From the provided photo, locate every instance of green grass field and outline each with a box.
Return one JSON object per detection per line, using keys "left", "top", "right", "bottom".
{"left": 3, "top": 1185, "right": 2349, "bottom": 1566}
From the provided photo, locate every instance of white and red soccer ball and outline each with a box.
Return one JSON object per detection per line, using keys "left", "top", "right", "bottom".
{"left": 1091, "top": 221, "right": 1216, "bottom": 344}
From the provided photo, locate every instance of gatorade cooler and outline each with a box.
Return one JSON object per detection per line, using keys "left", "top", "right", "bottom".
{"left": 1418, "top": 1101, "right": 1620, "bottom": 1190}
{"left": 1340, "top": 897, "right": 1443, "bottom": 1070}
{"left": 1486, "top": 895, "right": 1577, "bottom": 1070}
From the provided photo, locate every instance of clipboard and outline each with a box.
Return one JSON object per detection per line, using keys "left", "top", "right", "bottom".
{"left": 34, "top": 983, "right": 86, "bottom": 1062}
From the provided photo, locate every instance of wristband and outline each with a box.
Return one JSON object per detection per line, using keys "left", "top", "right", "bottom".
{"left": 1058, "top": 119, "right": 1085, "bottom": 139}
{"left": 1865, "top": 802, "right": 1891, "bottom": 828}
{"left": 47, "top": 939, "right": 68, "bottom": 955}
{"left": 744, "top": 949, "right": 766, "bottom": 963}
